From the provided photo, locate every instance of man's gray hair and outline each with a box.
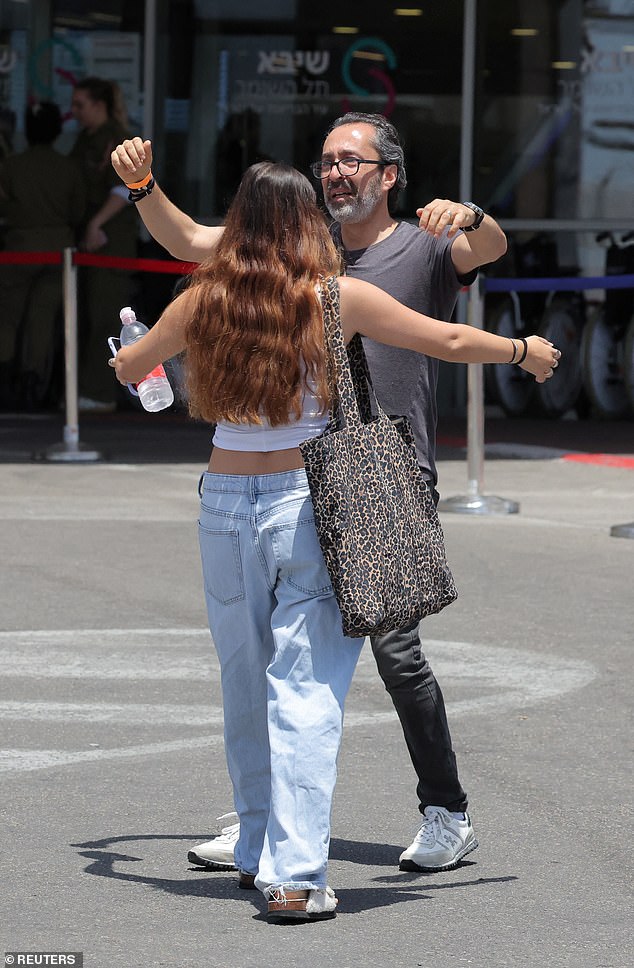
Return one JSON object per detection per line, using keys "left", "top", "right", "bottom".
{"left": 325, "top": 112, "right": 407, "bottom": 213}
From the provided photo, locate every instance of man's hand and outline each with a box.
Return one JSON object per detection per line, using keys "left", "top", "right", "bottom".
{"left": 111, "top": 137, "right": 153, "bottom": 186}
{"left": 417, "top": 199, "right": 478, "bottom": 239}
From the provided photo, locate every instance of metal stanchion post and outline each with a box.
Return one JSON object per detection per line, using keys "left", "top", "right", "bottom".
{"left": 43, "top": 248, "right": 102, "bottom": 462}
{"left": 439, "top": 277, "right": 519, "bottom": 515}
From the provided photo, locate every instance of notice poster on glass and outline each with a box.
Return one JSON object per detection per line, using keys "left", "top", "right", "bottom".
{"left": 578, "top": 3, "right": 634, "bottom": 275}
{"left": 52, "top": 31, "right": 141, "bottom": 132}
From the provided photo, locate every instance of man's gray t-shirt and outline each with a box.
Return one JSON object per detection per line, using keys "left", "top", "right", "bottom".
{"left": 337, "top": 220, "right": 473, "bottom": 486}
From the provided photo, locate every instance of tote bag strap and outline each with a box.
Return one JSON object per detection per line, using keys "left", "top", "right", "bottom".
{"left": 346, "top": 333, "right": 375, "bottom": 421}
{"left": 321, "top": 276, "right": 379, "bottom": 429}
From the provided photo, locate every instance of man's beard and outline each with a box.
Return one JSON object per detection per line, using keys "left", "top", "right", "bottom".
{"left": 324, "top": 174, "right": 384, "bottom": 224}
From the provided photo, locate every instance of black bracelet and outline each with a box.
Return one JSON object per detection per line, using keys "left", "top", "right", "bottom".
{"left": 513, "top": 337, "right": 528, "bottom": 365}
{"left": 508, "top": 338, "right": 518, "bottom": 364}
{"left": 128, "top": 177, "right": 155, "bottom": 203}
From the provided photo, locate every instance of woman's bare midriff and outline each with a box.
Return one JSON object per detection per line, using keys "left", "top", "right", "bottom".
{"left": 208, "top": 446, "right": 305, "bottom": 475}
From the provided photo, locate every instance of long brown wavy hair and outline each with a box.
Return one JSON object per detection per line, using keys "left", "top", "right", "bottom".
{"left": 184, "top": 162, "right": 342, "bottom": 425}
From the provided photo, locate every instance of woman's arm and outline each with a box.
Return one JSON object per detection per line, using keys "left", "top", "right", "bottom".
{"left": 338, "top": 276, "right": 560, "bottom": 382}
{"left": 110, "top": 289, "right": 193, "bottom": 385}
{"left": 111, "top": 137, "right": 223, "bottom": 262}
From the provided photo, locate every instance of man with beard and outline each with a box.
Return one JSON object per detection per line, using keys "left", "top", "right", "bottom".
{"left": 111, "top": 112, "right": 507, "bottom": 874}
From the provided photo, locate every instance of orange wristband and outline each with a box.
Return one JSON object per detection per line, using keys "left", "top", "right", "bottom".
{"left": 126, "top": 171, "right": 153, "bottom": 190}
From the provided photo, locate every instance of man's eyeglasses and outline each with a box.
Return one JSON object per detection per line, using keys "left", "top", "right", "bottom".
{"left": 310, "top": 157, "right": 389, "bottom": 178}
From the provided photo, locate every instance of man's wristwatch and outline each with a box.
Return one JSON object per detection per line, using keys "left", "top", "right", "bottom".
{"left": 461, "top": 202, "right": 485, "bottom": 231}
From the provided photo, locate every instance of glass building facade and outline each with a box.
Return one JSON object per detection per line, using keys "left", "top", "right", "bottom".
{"left": 1, "top": 0, "right": 633, "bottom": 415}
{"left": 2, "top": 1, "right": 632, "bottom": 230}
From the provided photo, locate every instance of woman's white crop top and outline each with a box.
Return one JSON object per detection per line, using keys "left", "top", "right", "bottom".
{"left": 212, "top": 377, "right": 328, "bottom": 452}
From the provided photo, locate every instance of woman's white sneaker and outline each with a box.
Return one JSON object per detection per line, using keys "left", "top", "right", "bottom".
{"left": 187, "top": 813, "right": 239, "bottom": 870}
{"left": 399, "top": 806, "right": 478, "bottom": 872}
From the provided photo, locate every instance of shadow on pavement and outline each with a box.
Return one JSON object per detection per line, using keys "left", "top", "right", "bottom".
{"left": 71, "top": 832, "right": 517, "bottom": 918}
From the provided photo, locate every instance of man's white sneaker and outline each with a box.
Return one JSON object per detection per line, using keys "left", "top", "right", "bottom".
{"left": 187, "top": 813, "right": 239, "bottom": 870}
{"left": 399, "top": 806, "right": 478, "bottom": 872}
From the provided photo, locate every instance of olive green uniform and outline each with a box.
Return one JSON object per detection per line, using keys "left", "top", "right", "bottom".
{"left": 0, "top": 144, "right": 85, "bottom": 401}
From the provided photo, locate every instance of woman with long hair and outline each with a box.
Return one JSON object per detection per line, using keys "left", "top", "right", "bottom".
{"left": 110, "top": 161, "right": 559, "bottom": 922}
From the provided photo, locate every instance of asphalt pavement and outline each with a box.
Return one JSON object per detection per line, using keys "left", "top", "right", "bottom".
{"left": 1, "top": 408, "right": 633, "bottom": 968}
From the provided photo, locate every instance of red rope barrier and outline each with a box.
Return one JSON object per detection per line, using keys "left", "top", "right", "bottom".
{"left": 0, "top": 251, "right": 62, "bottom": 265}
{"left": 0, "top": 251, "right": 631, "bottom": 291}
{"left": 73, "top": 252, "right": 197, "bottom": 274}
{"left": 0, "top": 249, "right": 197, "bottom": 273}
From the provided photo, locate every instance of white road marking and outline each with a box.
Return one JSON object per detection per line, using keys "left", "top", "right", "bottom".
{"left": 0, "top": 629, "right": 596, "bottom": 774}
{"left": 0, "top": 700, "right": 225, "bottom": 725}
{"left": 0, "top": 627, "right": 209, "bottom": 645}
{"left": 425, "top": 639, "right": 595, "bottom": 714}
{"left": 2, "top": 650, "right": 210, "bottom": 680}
{"left": 0, "top": 628, "right": 211, "bottom": 680}
{"left": 0, "top": 736, "right": 224, "bottom": 773}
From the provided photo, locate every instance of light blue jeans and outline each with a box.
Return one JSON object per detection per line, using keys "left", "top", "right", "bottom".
{"left": 198, "top": 469, "right": 363, "bottom": 893}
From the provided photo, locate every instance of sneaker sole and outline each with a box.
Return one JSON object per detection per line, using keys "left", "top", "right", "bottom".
{"left": 187, "top": 850, "right": 237, "bottom": 871}
{"left": 399, "top": 837, "right": 479, "bottom": 873}
{"left": 267, "top": 909, "right": 337, "bottom": 922}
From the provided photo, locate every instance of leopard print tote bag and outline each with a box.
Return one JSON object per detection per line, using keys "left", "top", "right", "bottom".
{"left": 299, "top": 276, "right": 458, "bottom": 638}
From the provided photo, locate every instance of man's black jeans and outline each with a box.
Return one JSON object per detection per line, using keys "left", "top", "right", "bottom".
{"left": 369, "top": 479, "right": 468, "bottom": 814}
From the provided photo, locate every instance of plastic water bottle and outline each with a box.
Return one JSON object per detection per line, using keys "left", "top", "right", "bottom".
{"left": 119, "top": 307, "right": 174, "bottom": 412}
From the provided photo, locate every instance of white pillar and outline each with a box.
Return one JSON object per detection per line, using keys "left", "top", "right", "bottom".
{"left": 44, "top": 249, "right": 101, "bottom": 462}
{"left": 440, "top": 0, "right": 519, "bottom": 515}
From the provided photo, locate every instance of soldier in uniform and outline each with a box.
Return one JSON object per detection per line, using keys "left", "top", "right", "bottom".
{"left": 70, "top": 77, "right": 138, "bottom": 412}
{"left": 0, "top": 101, "right": 85, "bottom": 409}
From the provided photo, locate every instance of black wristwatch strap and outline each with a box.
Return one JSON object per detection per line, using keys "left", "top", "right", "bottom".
{"left": 461, "top": 202, "right": 485, "bottom": 231}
